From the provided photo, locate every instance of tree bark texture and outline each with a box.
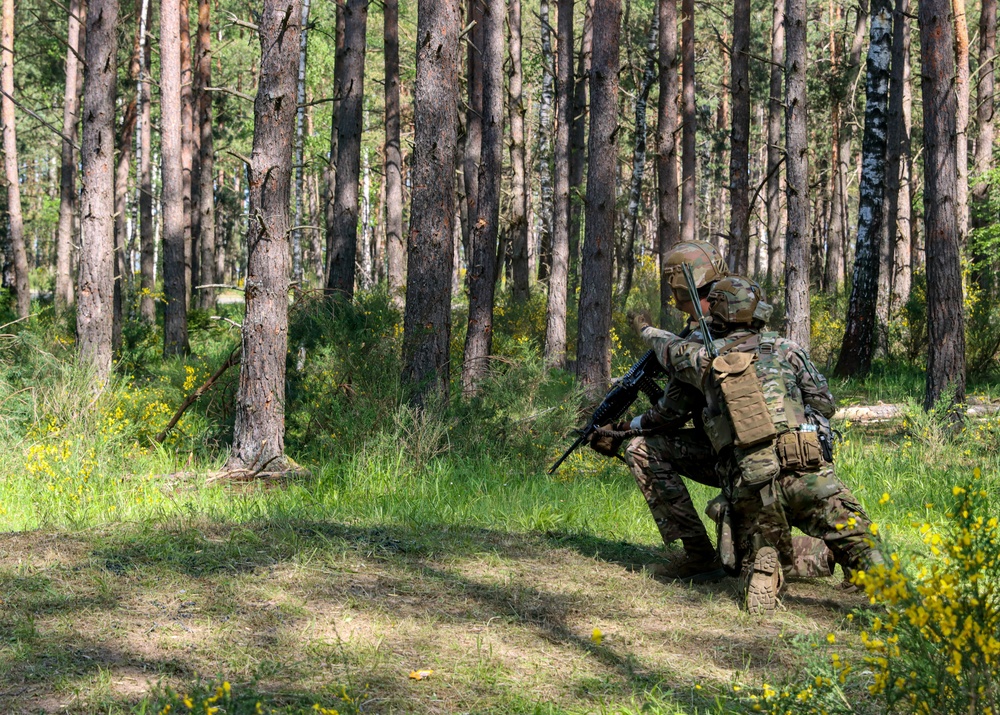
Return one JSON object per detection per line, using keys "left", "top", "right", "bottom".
{"left": 680, "top": 0, "right": 696, "bottom": 243}
{"left": 537, "top": 0, "right": 555, "bottom": 280}
{"left": 322, "top": 2, "right": 345, "bottom": 287}
{"left": 508, "top": 0, "right": 530, "bottom": 302}
{"left": 180, "top": 0, "right": 194, "bottom": 307}
{"left": 462, "top": 0, "right": 483, "bottom": 266}
{"left": 577, "top": 0, "right": 620, "bottom": 397}
{"left": 55, "top": 0, "right": 85, "bottom": 314}
{"left": 973, "top": 0, "right": 996, "bottom": 233}
{"left": 462, "top": 0, "right": 504, "bottom": 395}
{"left": 619, "top": 17, "right": 658, "bottom": 306}
{"left": 401, "top": 0, "right": 460, "bottom": 405}
{"left": 195, "top": 0, "right": 216, "bottom": 311}
{"left": 326, "top": 0, "right": 367, "bottom": 297}
{"left": 291, "top": 0, "right": 310, "bottom": 286}
{"left": 568, "top": 0, "right": 593, "bottom": 293}
{"left": 227, "top": 0, "right": 300, "bottom": 472}
{"left": 919, "top": 0, "right": 966, "bottom": 412}
{"left": 162, "top": 0, "right": 189, "bottom": 356}
{"left": 138, "top": 0, "right": 155, "bottom": 323}
{"left": 384, "top": 0, "right": 404, "bottom": 307}
{"left": 545, "top": 0, "right": 574, "bottom": 366}
{"left": 766, "top": 0, "right": 785, "bottom": 297}
{"left": 113, "top": 99, "right": 137, "bottom": 353}
{"left": 657, "top": 0, "right": 679, "bottom": 319}
{"left": 953, "top": 0, "right": 970, "bottom": 244}
{"left": 1, "top": 0, "right": 28, "bottom": 319}
{"left": 728, "top": 0, "right": 751, "bottom": 274}
{"left": 835, "top": 0, "right": 892, "bottom": 377}
{"left": 783, "top": 0, "right": 809, "bottom": 348}
{"left": 76, "top": 0, "right": 119, "bottom": 379}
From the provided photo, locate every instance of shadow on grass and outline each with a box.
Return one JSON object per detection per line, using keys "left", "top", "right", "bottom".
{"left": 0, "top": 519, "right": 821, "bottom": 713}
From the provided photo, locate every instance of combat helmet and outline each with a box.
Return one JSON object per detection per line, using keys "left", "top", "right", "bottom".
{"left": 662, "top": 241, "right": 728, "bottom": 303}
{"left": 708, "top": 276, "right": 762, "bottom": 326}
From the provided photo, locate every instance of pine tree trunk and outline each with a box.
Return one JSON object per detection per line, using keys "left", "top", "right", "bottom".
{"left": 113, "top": 99, "right": 137, "bottom": 353}
{"left": 953, "top": 0, "right": 970, "bottom": 245}
{"left": 138, "top": 0, "right": 155, "bottom": 323}
{"left": 680, "top": 0, "right": 696, "bottom": 242}
{"left": 1, "top": 0, "right": 29, "bottom": 319}
{"left": 325, "top": 0, "right": 367, "bottom": 297}
{"left": 402, "top": 0, "right": 460, "bottom": 405}
{"left": 462, "top": 0, "right": 505, "bottom": 395}
{"left": 55, "top": 0, "right": 84, "bottom": 314}
{"left": 545, "top": 0, "right": 575, "bottom": 366}
{"left": 226, "top": 0, "right": 300, "bottom": 473}
{"left": 76, "top": 0, "right": 119, "bottom": 378}
{"left": 972, "top": 0, "right": 996, "bottom": 238}
{"left": 620, "top": 17, "right": 658, "bottom": 305}
{"left": 919, "top": 0, "right": 966, "bottom": 413}
{"left": 834, "top": 0, "right": 892, "bottom": 377}
{"left": 322, "top": 2, "right": 345, "bottom": 286}
{"left": 766, "top": 0, "right": 785, "bottom": 298}
{"left": 577, "top": 0, "right": 620, "bottom": 397}
{"left": 180, "top": 0, "right": 194, "bottom": 308}
{"left": 162, "top": 0, "right": 190, "bottom": 356}
{"left": 657, "top": 0, "right": 679, "bottom": 319}
{"left": 291, "top": 0, "right": 310, "bottom": 287}
{"left": 384, "top": 0, "right": 404, "bottom": 307}
{"left": 537, "top": 0, "right": 555, "bottom": 281}
{"left": 783, "top": 0, "right": 810, "bottom": 348}
{"left": 508, "top": 0, "right": 530, "bottom": 302}
{"left": 892, "top": 27, "right": 913, "bottom": 313}
{"left": 195, "top": 0, "right": 216, "bottom": 311}
{"left": 462, "top": 0, "right": 483, "bottom": 269}
{"left": 568, "top": 0, "right": 593, "bottom": 293}
{"left": 728, "top": 0, "right": 751, "bottom": 274}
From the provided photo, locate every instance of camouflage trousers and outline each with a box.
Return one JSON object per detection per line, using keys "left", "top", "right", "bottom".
{"left": 623, "top": 429, "right": 719, "bottom": 552}
{"left": 728, "top": 463, "right": 884, "bottom": 577}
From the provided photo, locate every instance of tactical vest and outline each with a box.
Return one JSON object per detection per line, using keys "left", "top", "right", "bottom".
{"left": 701, "top": 331, "right": 823, "bottom": 484}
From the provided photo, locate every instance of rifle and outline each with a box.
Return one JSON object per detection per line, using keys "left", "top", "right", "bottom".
{"left": 548, "top": 350, "right": 665, "bottom": 474}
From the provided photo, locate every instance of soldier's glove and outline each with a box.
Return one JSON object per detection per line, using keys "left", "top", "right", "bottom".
{"left": 627, "top": 310, "right": 654, "bottom": 336}
{"left": 588, "top": 421, "right": 631, "bottom": 457}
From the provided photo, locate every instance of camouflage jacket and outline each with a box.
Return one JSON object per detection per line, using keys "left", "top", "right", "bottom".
{"left": 639, "top": 326, "right": 836, "bottom": 426}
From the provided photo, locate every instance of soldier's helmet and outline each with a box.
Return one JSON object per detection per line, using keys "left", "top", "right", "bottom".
{"left": 708, "top": 276, "right": 762, "bottom": 326}
{"left": 662, "top": 241, "right": 728, "bottom": 302}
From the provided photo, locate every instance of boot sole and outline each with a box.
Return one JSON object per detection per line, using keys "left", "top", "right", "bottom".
{"left": 746, "top": 547, "right": 781, "bottom": 615}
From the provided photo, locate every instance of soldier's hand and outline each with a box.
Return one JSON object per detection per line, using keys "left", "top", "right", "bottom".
{"left": 627, "top": 310, "right": 654, "bottom": 335}
{"left": 588, "top": 422, "right": 630, "bottom": 457}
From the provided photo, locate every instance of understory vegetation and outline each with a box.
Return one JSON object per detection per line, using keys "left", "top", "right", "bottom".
{"left": 1, "top": 280, "right": 999, "bottom": 713}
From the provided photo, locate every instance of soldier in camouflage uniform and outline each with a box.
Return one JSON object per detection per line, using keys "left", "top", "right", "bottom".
{"left": 636, "top": 276, "right": 883, "bottom": 613}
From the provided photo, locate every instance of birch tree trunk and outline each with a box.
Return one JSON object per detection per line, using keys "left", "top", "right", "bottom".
{"left": 680, "top": 0, "right": 696, "bottom": 242}
{"left": 226, "top": 0, "right": 301, "bottom": 473}
{"left": 1, "top": 0, "right": 28, "bottom": 319}
{"left": 766, "top": 0, "right": 785, "bottom": 298}
{"left": 195, "top": 0, "right": 216, "bottom": 310}
{"left": 783, "top": 0, "right": 810, "bottom": 347}
{"left": 953, "top": 0, "right": 970, "bottom": 245}
{"left": 401, "top": 0, "right": 460, "bottom": 405}
{"left": 657, "top": 0, "right": 679, "bottom": 319}
{"left": 577, "top": 0, "right": 620, "bottom": 397}
{"left": 545, "top": 0, "right": 574, "bottom": 365}
{"left": 384, "top": 0, "right": 404, "bottom": 307}
{"left": 728, "top": 0, "right": 751, "bottom": 274}
{"left": 508, "top": 0, "right": 530, "bottom": 302}
{"left": 76, "top": 0, "right": 119, "bottom": 378}
{"left": 919, "top": 0, "right": 966, "bottom": 414}
{"left": 162, "top": 0, "right": 189, "bottom": 356}
{"left": 55, "top": 0, "right": 85, "bottom": 314}
{"left": 834, "top": 0, "right": 892, "bottom": 377}
{"left": 325, "top": 0, "right": 367, "bottom": 297}
{"left": 138, "top": 0, "right": 155, "bottom": 323}
{"left": 462, "top": 0, "right": 504, "bottom": 395}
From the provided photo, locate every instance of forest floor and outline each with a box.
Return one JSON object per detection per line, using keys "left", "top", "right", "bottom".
{"left": 0, "top": 512, "right": 868, "bottom": 714}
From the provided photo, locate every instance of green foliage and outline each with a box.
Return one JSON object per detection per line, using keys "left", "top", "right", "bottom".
{"left": 146, "top": 678, "right": 360, "bottom": 715}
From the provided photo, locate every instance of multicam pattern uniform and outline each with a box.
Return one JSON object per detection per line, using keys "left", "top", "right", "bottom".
{"left": 639, "top": 326, "right": 883, "bottom": 576}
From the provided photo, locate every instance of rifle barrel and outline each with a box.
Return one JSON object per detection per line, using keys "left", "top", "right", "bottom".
{"left": 548, "top": 432, "right": 588, "bottom": 474}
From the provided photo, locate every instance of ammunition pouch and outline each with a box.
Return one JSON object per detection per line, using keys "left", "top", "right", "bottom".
{"left": 776, "top": 430, "right": 824, "bottom": 471}
{"left": 735, "top": 441, "right": 781, "bottom": 487}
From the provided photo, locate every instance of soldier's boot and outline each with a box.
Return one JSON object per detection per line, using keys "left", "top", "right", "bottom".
{"left": 743, "top": 546, "right": 784, "bottom": 615}
{"left": 654, "top": 537, "right": 726, "bottom": 583}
